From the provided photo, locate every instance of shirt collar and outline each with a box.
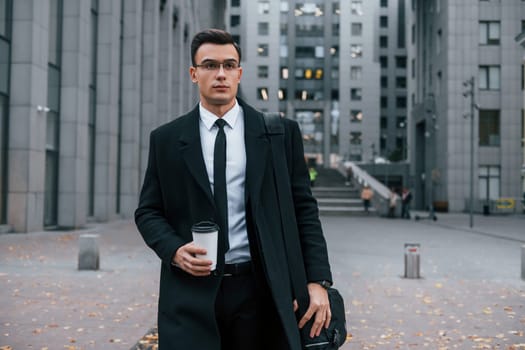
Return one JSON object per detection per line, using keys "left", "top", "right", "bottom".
{"left": 199, "top": 100, "right": 240, "bottom": 131}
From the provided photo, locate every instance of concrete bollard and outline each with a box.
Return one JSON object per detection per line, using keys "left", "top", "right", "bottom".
{"left": 522, "top": 245, "right": 525, "bottom": 281}
{"left": 404, "top": 243, "right": 420, "bottom": 279}
{"left": 78, "top": 234, "right": 100, "bottom": 270}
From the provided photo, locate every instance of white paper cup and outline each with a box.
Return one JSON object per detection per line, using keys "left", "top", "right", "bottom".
{"left": 191, "top": 221, "right": 219, "bottom": 270}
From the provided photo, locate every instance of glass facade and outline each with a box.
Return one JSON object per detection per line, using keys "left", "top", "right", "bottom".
{"left": 44, "top": 0, "right": 62, "bottom": 227}
{"left": 88, "top": 0, "right": 98, "bottom": 216}
{"left": 0, "top": 0, "right": 11, "bottom": 224}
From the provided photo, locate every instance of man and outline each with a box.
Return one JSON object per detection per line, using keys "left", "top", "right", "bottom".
{"left": 401, "top": 187, "right": 413, "bottom": 219}
{"left": 135, "top": 29, "right": 333, "bottom": 350}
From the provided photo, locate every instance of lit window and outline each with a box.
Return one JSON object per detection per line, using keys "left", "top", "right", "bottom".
{"left": 258, "top": 44, "right": 269, "bottom": 56}
{"left": 350, "top": 44, "right": 362, "bottom": 58}
{"left": 281, "top": 67, "right": 289, "bottom": 79}
{"left": 315, "top": 68, "right": 323, "bottom": 80}
{"left": 351, "top": 0, "right": 363, "bottom": 15}
{"left": 258, "top": 1, "right": 270, "bottom": 14}
{"left": 257, "top": 87, "right": 269, "bottom": 101}
{"left": 351, "top": 110, "right": 363, "bottom": 122}
{"left": 305, "top": 69, "right": 313, "bottom": 79}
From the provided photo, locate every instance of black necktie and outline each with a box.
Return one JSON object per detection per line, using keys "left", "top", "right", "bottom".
{"left": 214, "top": 119, "right": 229, "bottom": 272}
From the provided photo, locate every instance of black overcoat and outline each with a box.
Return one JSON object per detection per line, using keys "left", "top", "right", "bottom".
{"left": 135, "top": 99, "right": 332, "bottom": 349}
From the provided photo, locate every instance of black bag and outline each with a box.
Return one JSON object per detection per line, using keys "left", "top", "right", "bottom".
{"left": 299, "top": 288, "right": 346, "bottom": 349}
{"left": 263, "top": 113, "right": 347, "bottom": 350}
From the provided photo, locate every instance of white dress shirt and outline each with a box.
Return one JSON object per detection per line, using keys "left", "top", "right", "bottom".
{"left": 199, "top": 101, "right": 250, "bottom": 264}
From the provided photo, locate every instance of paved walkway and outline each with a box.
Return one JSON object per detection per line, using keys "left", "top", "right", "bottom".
{"left": 0, "top": 213, "right": 524, "bottom": 349}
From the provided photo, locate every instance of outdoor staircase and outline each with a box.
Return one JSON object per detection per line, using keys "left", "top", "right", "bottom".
{"left": 312, "top": 168, "right": 377, "bottom": 216}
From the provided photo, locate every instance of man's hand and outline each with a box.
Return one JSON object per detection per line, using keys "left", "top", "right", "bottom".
{"left": 297, "top": 283, "right": 331, "bottom": 338}
{"left": 172, "top": 242, "right": 212, "bottom": 276}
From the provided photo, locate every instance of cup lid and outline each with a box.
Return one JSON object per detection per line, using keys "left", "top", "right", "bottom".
{"left": 191, "top": 221, "right": 219, "bottom": 233}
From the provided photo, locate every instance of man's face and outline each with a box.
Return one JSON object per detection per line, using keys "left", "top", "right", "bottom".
{"left": 190, "top": 43, "right": 242, "bottom": 110}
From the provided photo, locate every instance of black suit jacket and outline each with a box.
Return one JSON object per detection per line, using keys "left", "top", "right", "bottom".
{"left": 135, "top": 99, "right": 332, "bottom": 350}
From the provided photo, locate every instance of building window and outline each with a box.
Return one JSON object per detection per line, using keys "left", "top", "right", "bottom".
{"left": 380, "top": 16, "right": 388, "bottom": 28}
{"left": 351, "top": 110, "right": 363, "bottom": 122}
{"left": 296, "top": 24, "right": 324, "bottom": 37}
{"left": 258, "top": 22, "right": 269, "bottom": 35}
{"left": 258, "top": 1, "right": 270, "bottom": 14}
{"left": 280, "top": 45, "right": 288, "bottom": 57}
{"left": 257, "top": 87, "right": 269, "bottom": 100}
{"left": 258, "top": 65, "right": 268, "bottom": 78}
{"left": 350, "top": 44, "right": 362, "bottom": 58}
{"left": 479, "top": 110, "right": 500, "bottom": 146}
{"left": 479, "top": 65, "right": 500, "bottom": 90}
{"left": 351, "top": 23, "right": 362, "bottom": 36}
{"left": 396, "top": 76, "right": 407, "bottom": 88}
{"left": 479, "top": 21, "right": 500, "bottom": 45}
{"left": 396, "top": 116, "right": 406, "bottom": 128}
{"left": 331, "top": 67, "right": 339, "bottom": 79}
{"left": 231, "top": 15, "right": 240, "bottom": 27}
{"left": 281, "top": 66, "right": 288, "bottom": 79}
{"left": 396, "top": 56, "right": 407, "bottom": 69}
{"left": 258, "top": 43, "right": 269, "bottom": 56}
{"left": 232, "top": 35, "right": 240, "bottom": 46}
{"left": 381, "top": 76, "right": 388, "bottom": 88}
{"left": 278, "top": 88, "right": 287, "bottom": 100}
{"left": 296, "top": 46, "right": 316, "bottom": 58}
{"left": 351, "top": 88, "right": 362, "bottom": 101}
{"left": 380, "top": 0, "right": 388, "bottom": 7}
{"left": 381, "top": 96, "right": 388, "bottom": 108}
{"left": 333, "top": 3, "right": 340, "bottom": 15}
{"left": 332, "top": 23, "right": 339, "bottom": 36}
{"left": 0, "top": 0, "right": 12, "bottom": 38}
{"left": 350, "top": 132, "right": 362, "bottom": 145}
{"left": 396, "top": 96, "right": 407, "bottom": 108}
{"left": 351, "top": 0, "right": 363, "bottom": 15}
{"left": 231, "top": 0, "right": 240, "bottom": 6}
{"left": 294, "top": 3, "right": 324, "bottom": 16}
{"left": 88, "top": 0, "right": 98, "bottom": 216}
{"left": 350, "top": 66, "right": 362, "bottom": 80}
{"left": 280, "top": 1, "right": 289, "bottom": 12}
{"left": 295, "top": 89, "right": 323, "bottom": 101}
{"left": 379, "top": 36, "right": 388, "bottom": 48}
{"left": 380, "top": 116, "right": 388, "bottom": 129}
{"left": 380, "top": 55, "right": 388, "bottom": 68}
{"left": 479, "top": 166, "right": 500, "bottom": 200}
{"left": 330, "top": 46, "right": 338, "bottom": 57}
{"left": 45, "top": 0, "right": 63, "bottom": 227}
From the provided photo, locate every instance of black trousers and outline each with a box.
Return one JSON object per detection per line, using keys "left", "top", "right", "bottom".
{"left": 215, "top": 268, "right": 289, "bottom": 350}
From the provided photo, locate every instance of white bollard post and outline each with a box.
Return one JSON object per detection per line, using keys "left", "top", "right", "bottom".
{"left": 404, "top": 243, "right": 421, "bottom": 279}
{"left": 78, "top": 234, "right": 100, "bottom": 270}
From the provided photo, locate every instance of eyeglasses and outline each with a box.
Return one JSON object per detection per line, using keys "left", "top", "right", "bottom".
{"left": 194, "top": 60, "right": 241, "bottom": 72}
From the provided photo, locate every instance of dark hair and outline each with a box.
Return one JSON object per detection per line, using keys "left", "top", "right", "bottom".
{"left": 190, "top": 28, "right": 242, "bottom": 66}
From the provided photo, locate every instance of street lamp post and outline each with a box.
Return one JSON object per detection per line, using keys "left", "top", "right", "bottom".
{"left": 463, "top": 77, "right": 477, "bottom": 228}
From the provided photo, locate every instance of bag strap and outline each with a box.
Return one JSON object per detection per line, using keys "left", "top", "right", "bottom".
{"left": 262, "top": 113, "right": 310, "bottom": 313}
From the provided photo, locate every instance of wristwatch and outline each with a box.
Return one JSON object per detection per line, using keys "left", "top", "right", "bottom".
{"left": 315, "top": 280, "right": 332, "bottom": 289}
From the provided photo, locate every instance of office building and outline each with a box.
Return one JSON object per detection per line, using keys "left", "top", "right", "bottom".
{"left": 0, "top": 0, "right": 225, "bottom": 232}
{"left": 408, "top": 0, "right": 524, "bottom": 212}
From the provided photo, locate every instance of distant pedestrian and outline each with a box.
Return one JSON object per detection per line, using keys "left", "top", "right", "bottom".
{"left": 309, "top": 167, "right": 318, "bottom": 187}
{"left": 360, "top": 185, "right": 374, "bottom": 213}
{"left": 401, "top": 187, "right": 412, "bottom": 219}
{"left": 345, "top": 166, "right": 353, "bottom": 186}
{"left": 388, "top": 188, "right": 399, "bottom": 218}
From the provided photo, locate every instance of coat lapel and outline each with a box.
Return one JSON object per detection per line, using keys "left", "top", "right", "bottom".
{"left": 241, "top": 100, "right": 270, "bottom": 207}
{"left": 178, "top": 106, "right": 215, "bottom": 206}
